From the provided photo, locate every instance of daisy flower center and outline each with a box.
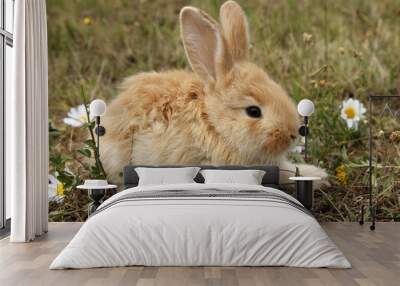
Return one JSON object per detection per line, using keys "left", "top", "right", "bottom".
{"left": 78, "top": 114, "right": 88, "bottom": 123}
{"left": 56, "top": 183, "right": 65, "bottom": 196}
{"left": 344, "top": 107, "right": 356, "bottom": 119}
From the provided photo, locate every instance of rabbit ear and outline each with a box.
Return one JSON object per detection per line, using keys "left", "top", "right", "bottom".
{"left": 180, "top": 7, "right": 232, "bottom": 83}
{"left": 219, "top": 1, "right": 249, "bottom": 61}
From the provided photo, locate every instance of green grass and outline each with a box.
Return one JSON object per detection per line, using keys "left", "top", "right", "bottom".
{"left": 47, "top": 0, "right": 400, "bottom": 222}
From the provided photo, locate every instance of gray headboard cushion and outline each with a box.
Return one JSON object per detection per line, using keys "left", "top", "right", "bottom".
{"left": 123, "top": 165, "right": 280, "bottom": 189}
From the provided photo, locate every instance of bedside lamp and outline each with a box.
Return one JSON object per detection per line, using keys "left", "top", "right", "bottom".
{"left": 297, "top": 99, "right": 315, "bottom": 161}
{"left": 90, "top": 99, "right": 107, "bottom": 166}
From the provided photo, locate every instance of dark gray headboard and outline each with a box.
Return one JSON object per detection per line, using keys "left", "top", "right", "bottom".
{"left": 123, "top": 165, "right": 281, "bottom": 189}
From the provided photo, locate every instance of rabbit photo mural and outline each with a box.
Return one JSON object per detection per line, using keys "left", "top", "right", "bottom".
{"left": 100, "top": 1, "right": 327, "bottom": 185}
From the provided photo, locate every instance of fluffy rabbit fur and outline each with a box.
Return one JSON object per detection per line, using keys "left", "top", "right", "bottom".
{"left": 100, "top": 1, "right": 327, "bottom": 185}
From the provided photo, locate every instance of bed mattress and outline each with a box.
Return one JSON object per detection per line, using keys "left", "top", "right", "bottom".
{"left": 50, "top": 183, "right": 351, "bottom": 269}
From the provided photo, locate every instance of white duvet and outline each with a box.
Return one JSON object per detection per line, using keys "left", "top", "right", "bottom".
{"left": 50, "top": 183, "right": 351, "bottom": 269}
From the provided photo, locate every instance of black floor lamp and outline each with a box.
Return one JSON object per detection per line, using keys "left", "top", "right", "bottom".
{"left": 291, "top": 99, "right": 318, "bottom": 210}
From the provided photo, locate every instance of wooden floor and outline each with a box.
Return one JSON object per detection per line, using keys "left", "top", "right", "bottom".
{"left": 0, "top": 222, "right": 399, "bottom": 286}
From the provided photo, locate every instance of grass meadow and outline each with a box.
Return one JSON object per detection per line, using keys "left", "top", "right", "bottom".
{"left": 47, "top": 0, "right": 400, "bottom": 222}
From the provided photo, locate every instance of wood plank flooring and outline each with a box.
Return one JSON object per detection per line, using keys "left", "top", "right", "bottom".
{"left": 0, "top": 222, "right": 399, "bottom": 286}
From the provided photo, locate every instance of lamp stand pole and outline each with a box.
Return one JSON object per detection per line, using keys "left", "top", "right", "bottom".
{"left": 304, "top": 116, "right": 308, "bottom": 161}
{"left": 96, "top": 116, "right": 100, "bottom": 169}
{"left": 94, "top": 116, "right": 106, "bottom": 177}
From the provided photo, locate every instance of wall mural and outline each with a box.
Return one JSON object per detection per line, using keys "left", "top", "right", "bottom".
{"left": 47, "top": 0, "right": 400, "bottom": 222}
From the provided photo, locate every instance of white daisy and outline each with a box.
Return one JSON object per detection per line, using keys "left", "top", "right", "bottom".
{"left": 48, "top": 175, "right": 65, "bottom": 202}
{"left": 63, "top": 104, "right": 90, "bottom": 127}
{"left": 340, "top": 98, "right": 366, "bottom": 130}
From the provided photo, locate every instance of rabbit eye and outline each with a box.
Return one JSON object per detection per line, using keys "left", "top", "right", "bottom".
{"left": 245, "top": 106, "right": 262, "bottom": 118}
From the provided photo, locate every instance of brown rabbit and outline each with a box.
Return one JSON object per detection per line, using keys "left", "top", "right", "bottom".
{"left": 100, "top": 1, "right": 327, "bottom": 185}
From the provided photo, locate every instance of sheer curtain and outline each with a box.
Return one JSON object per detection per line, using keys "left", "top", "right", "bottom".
{"left": 8, "top": 0, "right": 48, "bottom": 242}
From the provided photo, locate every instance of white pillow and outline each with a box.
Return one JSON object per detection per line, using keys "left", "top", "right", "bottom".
{"left": 200, "top": 169, "right": 266, "bottom": 185}
{"left": 135, "top": 167, "right": 200, "bottom": 186}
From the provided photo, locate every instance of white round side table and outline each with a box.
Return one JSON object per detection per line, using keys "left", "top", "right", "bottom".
{"left": 77, "top": 184, "right": 117, "bottom": 215}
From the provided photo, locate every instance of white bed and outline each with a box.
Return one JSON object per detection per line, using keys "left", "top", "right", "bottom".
{"left": 50, "top": 183, "right": 351, "bottom": 269}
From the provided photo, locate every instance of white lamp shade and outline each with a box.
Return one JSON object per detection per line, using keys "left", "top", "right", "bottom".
{"left": 297, "top": 99, "right": 315, "bottom": 117}
{"left": 90, "top": 99, "right": 107, "bottom": 117}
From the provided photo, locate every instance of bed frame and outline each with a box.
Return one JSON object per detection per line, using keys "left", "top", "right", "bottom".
{"left": 123, "top": 165, "right": 281, "bottom": 190}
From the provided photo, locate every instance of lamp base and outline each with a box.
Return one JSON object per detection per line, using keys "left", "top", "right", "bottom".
{"left": 95, "top": 125, "right": 106, "bottom": 136}
{"left": 296, "top": 181, "right": 313, "bottom": 210}
{"left": 298, "top": 125, "right": 309, "bottom": 137}
{"left": 88, "top": 189, "right": 106, "bottom": 216}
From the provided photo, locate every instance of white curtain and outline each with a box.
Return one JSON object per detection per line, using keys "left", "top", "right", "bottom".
{"left": 8, "top": 0, "right": 49, "bottom": 242}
